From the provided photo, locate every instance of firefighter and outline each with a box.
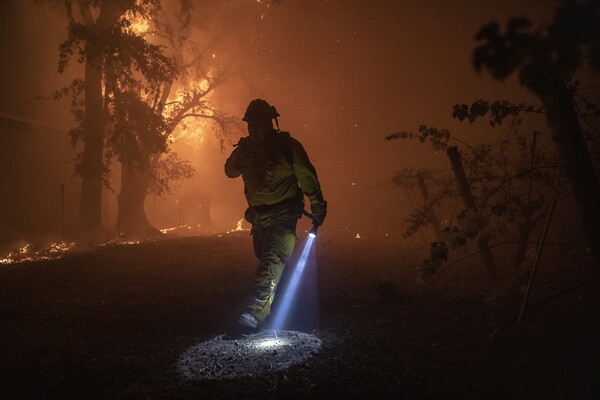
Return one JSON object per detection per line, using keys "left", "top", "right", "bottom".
{"left": 225, "top": 99, "right": 327, "bottom": 329}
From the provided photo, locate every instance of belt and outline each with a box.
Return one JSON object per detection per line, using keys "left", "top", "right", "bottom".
{"left": 253, "top": 191, "right": 303, "bottom": 213}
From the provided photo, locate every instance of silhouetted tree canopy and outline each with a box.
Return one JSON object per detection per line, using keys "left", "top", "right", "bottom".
{"left": 473, "top": 0, "right": 600, "bottom": 265}
{"left": 473, "top": 0, "right": 600, "bottom": 93}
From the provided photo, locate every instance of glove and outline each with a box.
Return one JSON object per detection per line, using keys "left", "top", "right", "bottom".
{"left": 311, "top": 200, "right": 327, "bottom": 226}
{"left": 235, "top": 138, "right": 257, "bottom": 169}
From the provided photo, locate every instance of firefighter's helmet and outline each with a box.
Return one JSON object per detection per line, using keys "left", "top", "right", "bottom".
{"left": 242, "top": 99, "right": 280, "bottom": 122}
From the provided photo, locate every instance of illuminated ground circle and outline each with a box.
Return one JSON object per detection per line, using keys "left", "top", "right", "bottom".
{"left": 178, "top": 330, "right": 322, "bottom": 380}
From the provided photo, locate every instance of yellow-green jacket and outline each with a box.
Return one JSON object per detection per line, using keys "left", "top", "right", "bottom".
{"left": 225, "top": 131, "right": 325, "bottom": 211}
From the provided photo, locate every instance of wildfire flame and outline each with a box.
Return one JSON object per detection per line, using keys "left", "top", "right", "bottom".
{"left": 123, "top": 11, "right": 150, "bottom": 35}
{"left": 165, "top": 76, "right": 216, "bottom": 150}
{"left": 225, "top": 218, "right": 248, "bottom": 234}
{"left": 165, "top": 79, "right": 214, "bottom": 149}
{"left": 159, "top": 224, "right": 194, "bottom": 234}
{"left": 235, "top": 218, "right": 244, "bottom": 231}
{"left": 100, "top": 240, "right": 141, "bottom": 246}
{"left": 0, "top": 242, "right": 77, "bottom": 265}
{"left": 0, "top": 239, "right": 149, "bottom": 266}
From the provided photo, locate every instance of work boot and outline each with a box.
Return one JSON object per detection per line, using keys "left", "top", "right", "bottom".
{"left": 238, "top": 313, "right": 260, "bottom": 329}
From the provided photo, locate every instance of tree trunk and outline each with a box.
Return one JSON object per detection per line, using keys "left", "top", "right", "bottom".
{"left": 78, "top": 53, "right": 106, "bottom": 237}
{"left": 117, "top": 162, "right": 160, "bottom": 238}
{"left": 76, "top": 0, "right": 123, "bottom": 240}
{"left": 117, "top": 77, "right": 175, "bottom": 238}
{"left": 536, "top": 78, "right": 600, "bottom": 265}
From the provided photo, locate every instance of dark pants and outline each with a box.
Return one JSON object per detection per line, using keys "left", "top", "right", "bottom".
{"left": 245, "top": 197, "right": 302, "bottom": 322}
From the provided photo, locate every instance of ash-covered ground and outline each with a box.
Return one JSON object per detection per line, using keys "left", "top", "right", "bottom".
{"left": 0, "top": 235, "right": 598, "bottom": 399}
{"left": 178, "top": 330, "right": 322, "bottom": 380}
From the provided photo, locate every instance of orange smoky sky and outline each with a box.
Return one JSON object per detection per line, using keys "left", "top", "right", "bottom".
{"left": 0, "top": 0, "right": 559, "bottom": 245}
{"left": 187, "top": 0, "right": 557, "bottom": 238}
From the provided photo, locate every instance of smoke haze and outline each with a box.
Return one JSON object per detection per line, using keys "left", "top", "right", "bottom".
{"left": 1, "top": 0, "right": 561, "bottom": 248}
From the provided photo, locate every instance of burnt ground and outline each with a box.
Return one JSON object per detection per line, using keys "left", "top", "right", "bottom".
{"left": 0, "top": 235, "right": 599, "bottom": 399}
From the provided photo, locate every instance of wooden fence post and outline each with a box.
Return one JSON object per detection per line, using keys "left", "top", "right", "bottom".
{"left": 446, "top": 146, "right": 497, "bottom": 278}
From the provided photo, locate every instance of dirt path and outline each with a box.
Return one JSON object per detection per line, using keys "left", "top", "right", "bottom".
{"left": 1, "top": 236, "right": 598, "bottom": 399}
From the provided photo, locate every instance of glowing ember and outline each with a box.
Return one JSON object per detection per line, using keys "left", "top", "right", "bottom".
{"left": 0, "top": 241, "right": 77, "bottom": 265}
{"left": 0, "top": 239, "right": 152, "bottom": 266}
{"left": 225, "top": 218, "right": 248, "bottom": 234}
{"left": 158, "top": 225, "right": 209, "bottom": 237}
{"left": 159, "top": 224, "right": 194, "bottom": 234}
{"left": 100, "top": 240, "right": 141, "bottom": 246}
{"left": 234, "top": 218, "right": 244, "bottom": 231}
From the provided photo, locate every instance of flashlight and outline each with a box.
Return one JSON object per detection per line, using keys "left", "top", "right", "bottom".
{"left": 302, "top": 210, "right": 319, "bottom": 239}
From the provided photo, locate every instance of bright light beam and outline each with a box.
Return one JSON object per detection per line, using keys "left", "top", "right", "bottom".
{"left": 269, "top": 236, "right": 316, "bottom": 330}
{"left": 253, "top": 337, "right": 289, "bottom": 349}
